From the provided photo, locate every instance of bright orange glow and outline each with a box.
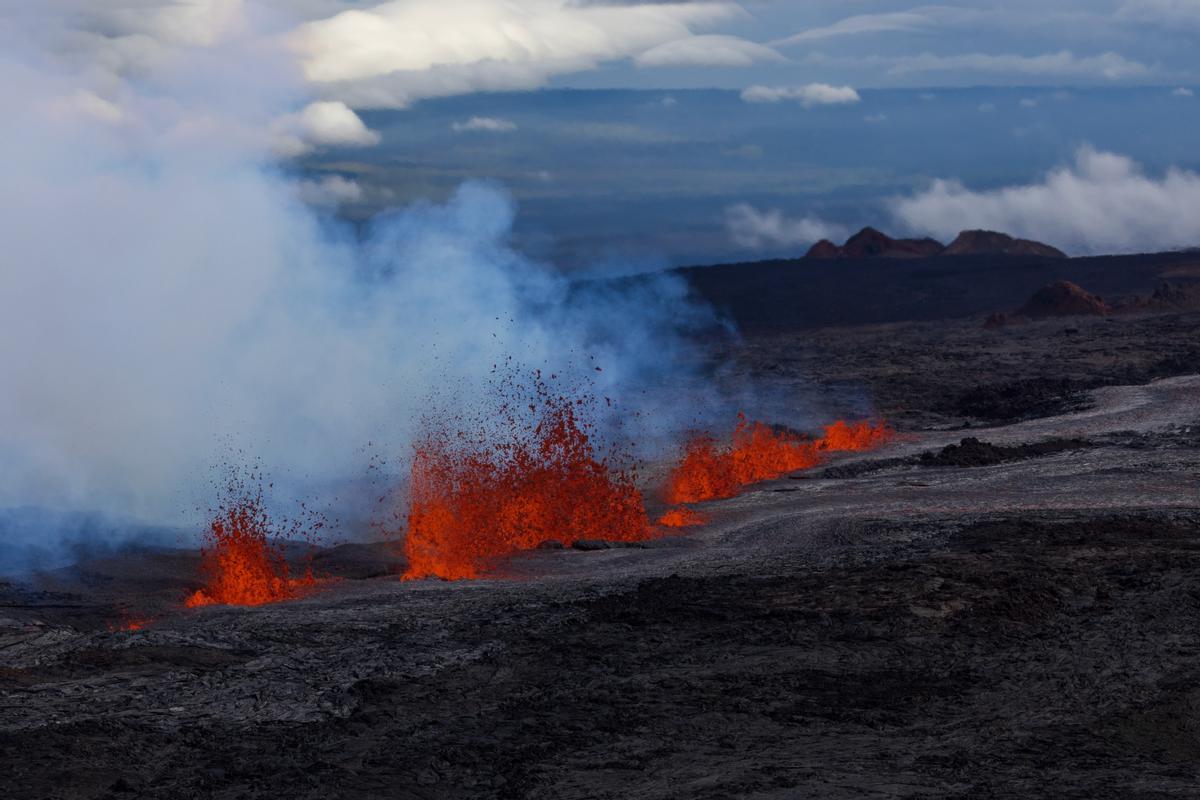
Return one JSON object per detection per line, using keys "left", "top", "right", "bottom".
{"left": 185, "top": 492, "right": 314, "bottom": 608}
{"left": 665, "top": 415, "right": 893, "bottom": 504}
{"left": 657, "top": 507, "right": 708, "bottom": 527}
{"left": 402, "top": 378, "right": 657, "bottom": 580}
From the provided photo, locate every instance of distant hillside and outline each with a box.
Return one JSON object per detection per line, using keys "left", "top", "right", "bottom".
{"left": 944, "top": 230, "right": 1066, "bottom": 259}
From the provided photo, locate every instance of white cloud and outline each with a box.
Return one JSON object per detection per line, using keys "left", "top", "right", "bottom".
{"left": 296, "top": 174, "right": 365, "bottom": 207}
{"left": 289, "top": 0, "right": 743, "bottom": 108}
{"left": 273, "top": 100, "right": 381, "bottom": 156}
{"left": 451, "top": 116, "right": 518, "bottom": 133}
{"left": 634, "top": 34, "right": 783, "bottom": 67}
{"left": 891, "top": 146, "right": 1200, "bottom": 254}
{"left": 890, "top": 50, "right": 1152, "bottom": 80}
{"left": 1020, "top": 97, "right": 1039, "bottom": 108}
{"left": 296, "top": 100, "right": 381, "bottom": 146}
{"left": 725, "top": 204, "right": 846, "bottom": 250}
{"left": 864, "top": 113, "right": 888, "bottom": 124}
{"left": 741, "top": 83, "right": 861, "bottom": 107}
{"left": 1174, "top": 86, "right": 1195, "bottom": 96}
{"left": 774, "top": 12, "right": 932, "bottom": 45}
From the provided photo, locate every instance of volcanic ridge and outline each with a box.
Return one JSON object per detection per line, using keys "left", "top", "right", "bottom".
{"left": 805, "top": 227, "right": 1066, "bottom": 260}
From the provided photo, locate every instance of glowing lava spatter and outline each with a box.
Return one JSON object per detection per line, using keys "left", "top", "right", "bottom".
{"left": 665, "top": 415, "right": 893, "bottom": 504}
{"left": 185, "top": 480, "right": 316, "bottom": 608}
{"left": 402, "top": 374, "right": 657, "bottom": 581}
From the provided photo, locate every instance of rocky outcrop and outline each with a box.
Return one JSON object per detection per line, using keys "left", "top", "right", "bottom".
{"left": 1017, "top": 280, "right": 1111, "bottom": 319}
{"left": 943, "top": 230, "right": 1066, "bottom": 259}
{"left": 1116, "top": 281, "right": 1200, "bottom": 313}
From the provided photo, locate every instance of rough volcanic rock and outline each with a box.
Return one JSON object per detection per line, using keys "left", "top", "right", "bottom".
{"left": 918, "top": 437, "right": 1091, "bottom": 467}
{"left": 1115, "top": 281, "right": 1200, "bottom": 314}
{"left": 572, "top": 539, "right": 612, "bottom": 551}
{"left": 947, "top": 377, "right": 1093, "bottom": 422}
{"left": 943, "top": 230, "right": 1066, "bottom": 259}
{"left": 1018, "top": 280, "right": 1111, "bottom": 319}
{"left": 982, "top": 312, "right": 1013, "bottom": 329}
{"left": 1146, "top": 281, "right": 1200, "bottom": 310}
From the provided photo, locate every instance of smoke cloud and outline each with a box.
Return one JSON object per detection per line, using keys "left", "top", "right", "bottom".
{"left": 0, "top": 9, "right": 715, "bottom": 565}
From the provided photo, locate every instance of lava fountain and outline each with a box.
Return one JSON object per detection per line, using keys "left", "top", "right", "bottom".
{"left": 402, "top": 374, "right": 658, "bottom": 580}
{"left": 185, "top": 479, "right": 317, "bottom": 608}
{"left": 665, "top": 415, "right": 893, "bottom": 504}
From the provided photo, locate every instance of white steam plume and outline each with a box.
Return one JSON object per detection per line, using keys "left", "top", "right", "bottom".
{"left": 0, "top": 11, "right": 713, "bottom": 565}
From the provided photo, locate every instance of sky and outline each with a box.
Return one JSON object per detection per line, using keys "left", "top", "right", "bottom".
{"left": 8, "top": 0, "right": 1200, "bottom": 265}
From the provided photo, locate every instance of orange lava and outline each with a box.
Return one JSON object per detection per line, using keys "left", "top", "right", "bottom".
{"left": 657, "top": 507, "right": 709, "bottom": 527}
{"left": 820, "top": 419, "right": 894, "bottom": 452}
{"left": 403, "top": 377, "right": 656, "bottom": 580}
{"left": 185, "top": 491, "right": 314, "bottom": 608}
{"left": 107, "top": 616, "right": 154, "bottom": 632}
{"left": 665, "top": 415, "right": 893, "bottom": 504}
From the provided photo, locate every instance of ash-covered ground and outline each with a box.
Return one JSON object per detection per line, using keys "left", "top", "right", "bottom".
{"left": 5, "top": 299, "right": 1200, "bottom": 797}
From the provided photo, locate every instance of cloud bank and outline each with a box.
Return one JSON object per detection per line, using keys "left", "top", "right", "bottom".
{"left": 892, "top": 146, "right": 1200, "bottom": 254}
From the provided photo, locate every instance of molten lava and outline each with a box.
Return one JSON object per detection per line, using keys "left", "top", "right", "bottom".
{"left": 107, "top": 616, "right": 154, "bottom": 632}
{"left": 185, "top": 490, "right": 314, "bottom": 608}
{"left": 657, "top": 507, "right": 709, "bottom": 527}
{"left": 403, "top": 377, "right": 657, "bottom": 580}
{"left": 665, "top": 415, "right": 893, "bottom": 504}
{"left": 820, "top": 419, "right": 894, "bottom": 452}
